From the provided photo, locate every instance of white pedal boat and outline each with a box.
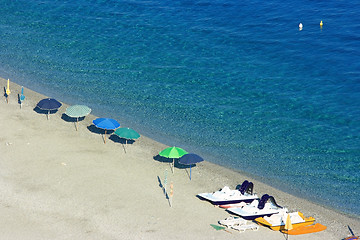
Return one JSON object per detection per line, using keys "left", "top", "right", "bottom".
{"left": 227, "top": 194, "right": 287, "bottom": 220}
{"left": 197, "top": 180, "right": 259, "bottom": 205}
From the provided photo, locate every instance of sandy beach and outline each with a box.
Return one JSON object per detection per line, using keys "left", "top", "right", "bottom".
{"left": 0, "top": 77, "right": 359, "bottom": 240}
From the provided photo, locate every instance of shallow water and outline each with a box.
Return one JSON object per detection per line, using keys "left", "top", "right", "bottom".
{"left": 0, "top": 0, "right": 359, "bottom": 216}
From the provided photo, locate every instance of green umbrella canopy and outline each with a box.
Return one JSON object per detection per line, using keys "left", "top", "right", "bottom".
{"left": 114, "top": 127, "right": 140, "bottom": 140}
{"left": 159, "top": 146, "right": 188, "bottom": 159}
{"left": 65, "top": 105, "right": 91, "bottom": 118}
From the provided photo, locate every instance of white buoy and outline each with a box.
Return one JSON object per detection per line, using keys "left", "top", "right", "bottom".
{"left": 299, "top": 23, "right": 303, "bottom": 30}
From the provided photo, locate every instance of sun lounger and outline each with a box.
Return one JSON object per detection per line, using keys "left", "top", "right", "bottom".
{"left": 231, "top": 223, "right": 259, "bottom": 232}
{"left": 218, "top": 216, "right": 247, "bottom": 228}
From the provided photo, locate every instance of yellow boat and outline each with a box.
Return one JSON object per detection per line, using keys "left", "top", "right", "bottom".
{"left": 281, "top": 223, "right": 327, "bottom": 235}
{"left": 255, "top": 211, "right": 315, "bottom": 231}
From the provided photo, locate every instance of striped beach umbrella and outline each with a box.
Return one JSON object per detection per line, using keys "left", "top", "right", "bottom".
{"left": 65, "top": 105, "right": 91, "bottom": 131}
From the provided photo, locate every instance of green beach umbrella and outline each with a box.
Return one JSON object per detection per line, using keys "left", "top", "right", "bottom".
{"left": 65, "top": 105, "right": 91, "bottom": 131}
{"left": 114, "top": 127, "right": 140, "bottom": 147}
{"left": 159, "top": 146, "right": 188, "bottom": 173}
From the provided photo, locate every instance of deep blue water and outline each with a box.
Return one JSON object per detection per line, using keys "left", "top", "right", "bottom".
{"left": 0, "top": 0, "right": 359, "bottom": 217}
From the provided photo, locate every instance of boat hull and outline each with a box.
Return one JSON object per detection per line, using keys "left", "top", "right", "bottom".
{"left": 255, "top": 216, "right": 315, "bottom": 231}
{"left": 227, "top": 209, "right": 280, "bottom": 220}
{"left": 281, "top": 223, "right": 327, "bottom": 235}
{"left": 197, "top": 193, "right": 258, "bottom": 205}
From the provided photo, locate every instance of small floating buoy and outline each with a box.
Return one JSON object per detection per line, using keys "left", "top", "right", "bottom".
{"left": 299, "top": 23, "right": 303, "bottom": 31}
{"left": 320, "top": 20, "right": 323, "bottom": 28}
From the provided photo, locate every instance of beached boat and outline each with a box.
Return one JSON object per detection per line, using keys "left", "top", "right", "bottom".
{"left": 227, "top": 194, "right": 287, "bottom": 220}
{"left": 219, "top": 202, "right": 247, "bottom": 209}
{"left": 197, "top": 180, "right": 259, "bottom": 205}
{"left": 281, "top": 223, "right": 327, "bottom": 235}
{"left": 255, "top": 211, "right": 315, "bottom": 231}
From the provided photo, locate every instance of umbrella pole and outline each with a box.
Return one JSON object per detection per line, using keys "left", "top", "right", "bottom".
{"left": 76, "top": 118, "right": 79, "bottom": 131}
{"left": 47, "top": 110, "right": 49, "bottom": 120}
{"left": 104, "top": 129, "right": 107, "bottom": 144}
{"left": 172, "top": 158, "right": 175, "bottom": 174}
{"left": 190, "top": 165, "right": 192, "bottom": 180}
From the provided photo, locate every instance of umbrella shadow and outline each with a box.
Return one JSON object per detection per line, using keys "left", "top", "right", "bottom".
{"left": 61, "top": 113, "right": 86, "bottom": 123}
{"left": 61, "top": 114, "right": 86, "bottom": 130}
{"left": 33, "top": 107, "right": 59, "bottom": 115}
{"left": 175, "top": 161, "right": 194, "bottom": 170}
{"left": 177, "top": 163, "right": 197, "bottom": 180}
{"left": 17, "top": 94, "right": 21, "bottom": 104}
{"left": 109, "top": 135, "right": 135, "bottom": 153}
{"left": 153, "top": 155, "right": 172, "bottom": 163}
{"left": 87, "top": 124, "right": 115, "bottom": 143}
{"left": 3, "top": 87, "right": 9, "bottom": 100}
{"left": 157, "top": 176, "right": 166, "bottom": 196}
{"left": 153, "top": 155, "right": 193, "bottom": 171}
{"left": 157, "top": 176, "right": 170, "bottom": 203}
{"left": 109, "top": 135, "right": 135, "bottom": 145}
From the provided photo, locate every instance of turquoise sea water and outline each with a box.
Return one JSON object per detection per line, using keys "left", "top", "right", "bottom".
{"left": 0, "top": 0, "right": 359, "bottom": 217}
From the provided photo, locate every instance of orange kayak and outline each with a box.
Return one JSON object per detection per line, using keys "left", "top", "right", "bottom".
{"left": 281, "top": 223, "right": 327, "bottom": 235}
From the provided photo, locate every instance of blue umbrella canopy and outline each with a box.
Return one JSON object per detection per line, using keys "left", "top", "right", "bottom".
{"left": 179, "top": 153, "right": 204, "bottom": 180}
{"left": 36, "top": 98, "right": 62, "bottom": 119}
{"left": 92, "top": 118, "right": 120, "bottom": 144}
{"left": 37, "top": 98, "right": 62, "bottom": 110}
{"left": 93, "top": 118, "right": 120, "bottom": 130}
{"left": 179, "top": 153, "right": 204, "bottom": 165}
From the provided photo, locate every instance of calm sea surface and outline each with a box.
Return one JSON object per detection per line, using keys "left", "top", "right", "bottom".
{"left": 0, "top": 0, "right": 359, "bottom": 217}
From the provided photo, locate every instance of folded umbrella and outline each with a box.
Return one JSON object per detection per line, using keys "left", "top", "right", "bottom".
{"left": 5, "top": 79, "right": 11, "bottom": 103}
{"left": 20, "top": 86, "right": 25, "bottom": 108}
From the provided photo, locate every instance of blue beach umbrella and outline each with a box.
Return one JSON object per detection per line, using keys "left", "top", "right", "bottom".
{"left": 92, "top": 118, "right": 120, "bottom": 144}
{"left": 179, "top": 153, "right": 204, "bottom": 180}
{"left": 36, "top": 98, "right": 62, "bottom": 120}
{"left": 20, "top": 86, "right": 25, "bottom": 109}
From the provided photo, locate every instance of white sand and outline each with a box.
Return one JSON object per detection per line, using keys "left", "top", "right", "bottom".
{"left": 0, "top": 78, "right": 359, "bottom": 239}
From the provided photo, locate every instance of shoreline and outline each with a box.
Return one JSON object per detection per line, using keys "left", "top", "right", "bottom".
{"left": 1, "top": 77, "right": 359, "bottom": 239}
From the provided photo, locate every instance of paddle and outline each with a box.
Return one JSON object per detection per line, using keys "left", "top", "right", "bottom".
{"left": 344, "top": 226, "right": 359, "bottom": 240}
